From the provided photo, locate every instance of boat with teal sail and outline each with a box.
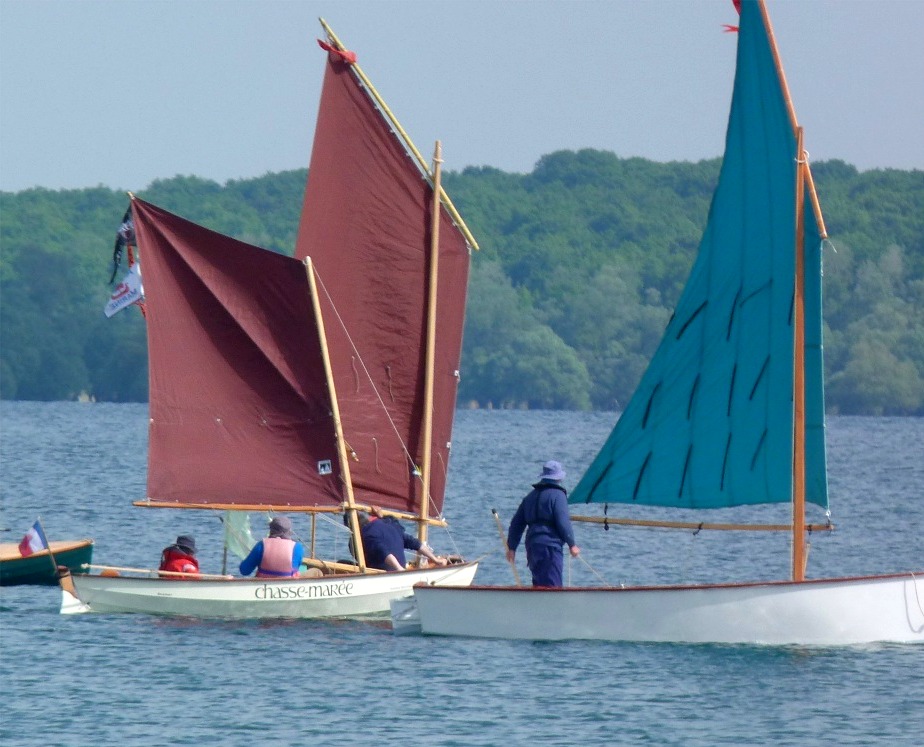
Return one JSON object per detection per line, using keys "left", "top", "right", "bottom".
{"left": 393, "top": 0, "right": 923, "bottom": 645}
{"left": 59, "top": 20, "right": 479, "bottom": 618}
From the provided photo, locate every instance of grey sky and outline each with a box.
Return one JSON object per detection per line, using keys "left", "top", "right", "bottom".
{"left": 1, "top": 0, "right": 922, "bottom": 194}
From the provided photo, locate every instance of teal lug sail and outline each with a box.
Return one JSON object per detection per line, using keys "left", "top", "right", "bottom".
{"left": 571, "top": 0, "right": 827, "bottom": 511}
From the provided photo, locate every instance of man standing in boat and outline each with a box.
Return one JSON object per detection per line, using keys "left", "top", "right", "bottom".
{"left": 506, "top": 460, "right": 580, "bottom": 587}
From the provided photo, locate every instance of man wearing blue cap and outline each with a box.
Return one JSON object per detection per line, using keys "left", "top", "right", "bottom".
{"left": 506, "top": 460, "right": 580, "bottom": 587}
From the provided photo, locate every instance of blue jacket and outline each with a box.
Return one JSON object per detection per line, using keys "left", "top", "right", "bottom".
{"left": 507, "top": 481, "right": 576, "bottom": 552}
{"left": 361, "top": 517, "right": 421, "bottom": 570}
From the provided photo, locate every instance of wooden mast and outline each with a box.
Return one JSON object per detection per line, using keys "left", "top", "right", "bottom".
{"left": 792, "top": 128, "right": 808, "bottom": 582}
{"left": 759, "top": 0, "right": 816, "bottom": 580}
{"left": 318, "top": 17, "right": 479, "bottom": 251}
{"left": 417, "top": 141, "right": 443, "bottom": 548}
{"left": 758, "top": 0, "right": 827, "bottom": 242}
{"left": 304, "top": 256, "right": 367, "bottom": 572}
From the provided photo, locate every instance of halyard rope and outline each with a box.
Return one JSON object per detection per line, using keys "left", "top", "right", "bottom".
{"left": 312, "top": 267, "right": 418, "bottom": 474}
{"left": 309, "top": 264, "right": 468, "bottom": 557}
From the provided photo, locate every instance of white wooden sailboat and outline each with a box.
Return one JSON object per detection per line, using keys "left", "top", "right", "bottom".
{"left": 393, "top": 0, "right": 923, "bottom": 645}
{"left": 60, "top": 20, "right": 479, "bottom": 619}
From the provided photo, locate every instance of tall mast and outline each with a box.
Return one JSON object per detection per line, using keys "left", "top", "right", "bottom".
{"left": 417, "top": 141, "right": 443, "bottom": 547}
{"left": 304, "top": 257, "right": 367, "bottom": 571}
{"left": 758, "top": 0, "right": 813, "bottom": 580}
{"left": 758, "top": 0, "right": 828, "bottom": 241}
{"left": 791, "top": 128, "right": 808, "bottom": 582}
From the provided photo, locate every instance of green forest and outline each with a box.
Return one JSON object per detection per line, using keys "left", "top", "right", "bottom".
{"left": 1, "top": 150, "right": 923, "bottom": 414}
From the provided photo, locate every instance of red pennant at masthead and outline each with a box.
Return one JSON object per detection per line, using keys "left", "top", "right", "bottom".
{"left": 318, "top": 40, "right": 356, "bottom": 64}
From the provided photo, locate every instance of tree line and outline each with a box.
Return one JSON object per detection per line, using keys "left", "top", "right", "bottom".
{"left": 1, "top": 151, "right": 922, "bottom": 414}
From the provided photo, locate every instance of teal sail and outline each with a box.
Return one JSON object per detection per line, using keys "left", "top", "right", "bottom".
{"left": 571, "top": 0, "right": 827, "bottom": 511}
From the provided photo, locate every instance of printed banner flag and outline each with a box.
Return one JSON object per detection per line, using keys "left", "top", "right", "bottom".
{"left": 104, "top": 262, "right": 143, "bottom": 318}
{"left": 110, "top": 206, "right": 135, "bottom": 283}
{"left": 19, "top": 520, "right": 49, "bottom": 557}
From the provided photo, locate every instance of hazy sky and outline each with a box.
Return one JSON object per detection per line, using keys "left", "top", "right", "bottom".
{"left": 1, "top": 0, "right": 922, "bottom": 193}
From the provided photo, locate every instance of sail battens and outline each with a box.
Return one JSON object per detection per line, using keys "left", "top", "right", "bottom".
{"left": 726, "top": 287, "right": 742, "bottom": 340}
{"left": 570, "top": 0, "right": 828, "bottom": 513}
{"left": 750, "top": 429, "right": 768, "bottom": 471}
{"left": 584, "top": 463, "right": 612, "bottom": 504}
{"left": 633, "top": 453, "right": 652, "bottom": 501}
{"left": 687, "top": 375, "right": 700, "bottom": 419}
{"left": 727, "top": 364, "right": 738, "bottom": 416}
{"left": 641, "top": 382, "right": 661, "bottom": 429}
{"left": 676, "top": 301, "right": 707, "bottom": 339}
{"left": 679, "top": 445, "right": 693, "bottom": 499}
{"left": 749, "top": 356, "right": 770, "bottom": 400}
{"left": 720, "top": 434, "right": 733, "bottom": 491}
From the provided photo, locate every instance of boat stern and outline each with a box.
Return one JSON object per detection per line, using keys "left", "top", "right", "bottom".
{"left": 57, "top": 568, "right": 91, "bottom": 615}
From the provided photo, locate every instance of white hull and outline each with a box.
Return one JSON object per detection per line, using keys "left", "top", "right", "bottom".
{"left": 395, "top": 572, "right": 924, "bottom": 645}
{"left": 63, "top": 562, "right": 478, "bottom": 619}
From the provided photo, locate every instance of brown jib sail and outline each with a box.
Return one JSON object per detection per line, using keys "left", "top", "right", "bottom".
{"left": 133, "top": 198, "right": 344, "bottom": 510}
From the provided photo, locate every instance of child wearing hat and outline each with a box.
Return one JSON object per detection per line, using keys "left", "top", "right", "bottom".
{"left": 159, "top": 534, "right": 200, "bottom": 576}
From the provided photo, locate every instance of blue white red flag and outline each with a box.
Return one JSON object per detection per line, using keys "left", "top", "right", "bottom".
{"left": 19, "top": 520, "right": 49, "bottom": 557}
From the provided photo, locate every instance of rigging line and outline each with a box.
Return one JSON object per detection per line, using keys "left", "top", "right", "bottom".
{"left": 425, "top": 453, "right": 462, "bottom": 554}
{"left": 911, "top": 571, "right": 924, "bottom": 620}
{"left": 315, "top": 512, "right": 353, "bottom": 533}
{"left": 313, "top": 511, "right": 351, "bottom": 563}
{"left": 312, "top": 265, "right": 465, "bottom": 554}
{"left": 429, "top": 512, "right": 462, "bottom": 559}
{"left": 577, "top": 554, "right": 613, "bottom": 586}
{"left": 311, "top": 265, "right": 419, "bottom": 474}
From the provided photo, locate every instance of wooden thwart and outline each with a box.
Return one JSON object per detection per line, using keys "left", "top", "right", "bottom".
{"left": 302, "top": 558, "right": 384, "bottom": 575}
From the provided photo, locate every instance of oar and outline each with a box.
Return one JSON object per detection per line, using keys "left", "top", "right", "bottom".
{"left": 491, "top": 508, "right": 521, "bottom": 586}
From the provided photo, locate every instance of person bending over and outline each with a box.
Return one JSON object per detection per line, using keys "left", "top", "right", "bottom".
{"left": 360, "top": 507, "right": 447, "bottom": 571}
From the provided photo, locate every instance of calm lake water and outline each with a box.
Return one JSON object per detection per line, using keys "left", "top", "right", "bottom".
{"left": 1, "top": 402, "right": 922, "bottom": 746}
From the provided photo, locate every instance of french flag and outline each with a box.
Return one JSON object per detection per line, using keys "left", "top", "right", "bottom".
{"left": 19, "top": 520, "right": 48, "bottom": 557}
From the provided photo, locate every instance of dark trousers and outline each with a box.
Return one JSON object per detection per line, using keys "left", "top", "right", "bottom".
{"left": 526, "top": 544, "right": 564, "bottom": 587}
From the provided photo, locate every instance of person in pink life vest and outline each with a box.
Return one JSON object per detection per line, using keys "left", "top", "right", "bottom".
{"left": 239, "top": 516, "right": 305, "bottom": 578}
{"left": 158, "top": 534, "right": 200, "bottom": 577}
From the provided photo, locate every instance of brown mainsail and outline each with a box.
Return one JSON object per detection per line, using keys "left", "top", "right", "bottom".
{"left": 295, "top": 43, "right": 471, "bottom": 519}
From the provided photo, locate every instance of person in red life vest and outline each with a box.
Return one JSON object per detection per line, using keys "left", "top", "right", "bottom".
{"left": 158, "top": 534, "right": 200, "bottom": 577}
{"left": 239, "top": 516, "right": 304, "bottom": 578}
{"left": 359, "top": 506, "right": 448, "bottom": 571}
